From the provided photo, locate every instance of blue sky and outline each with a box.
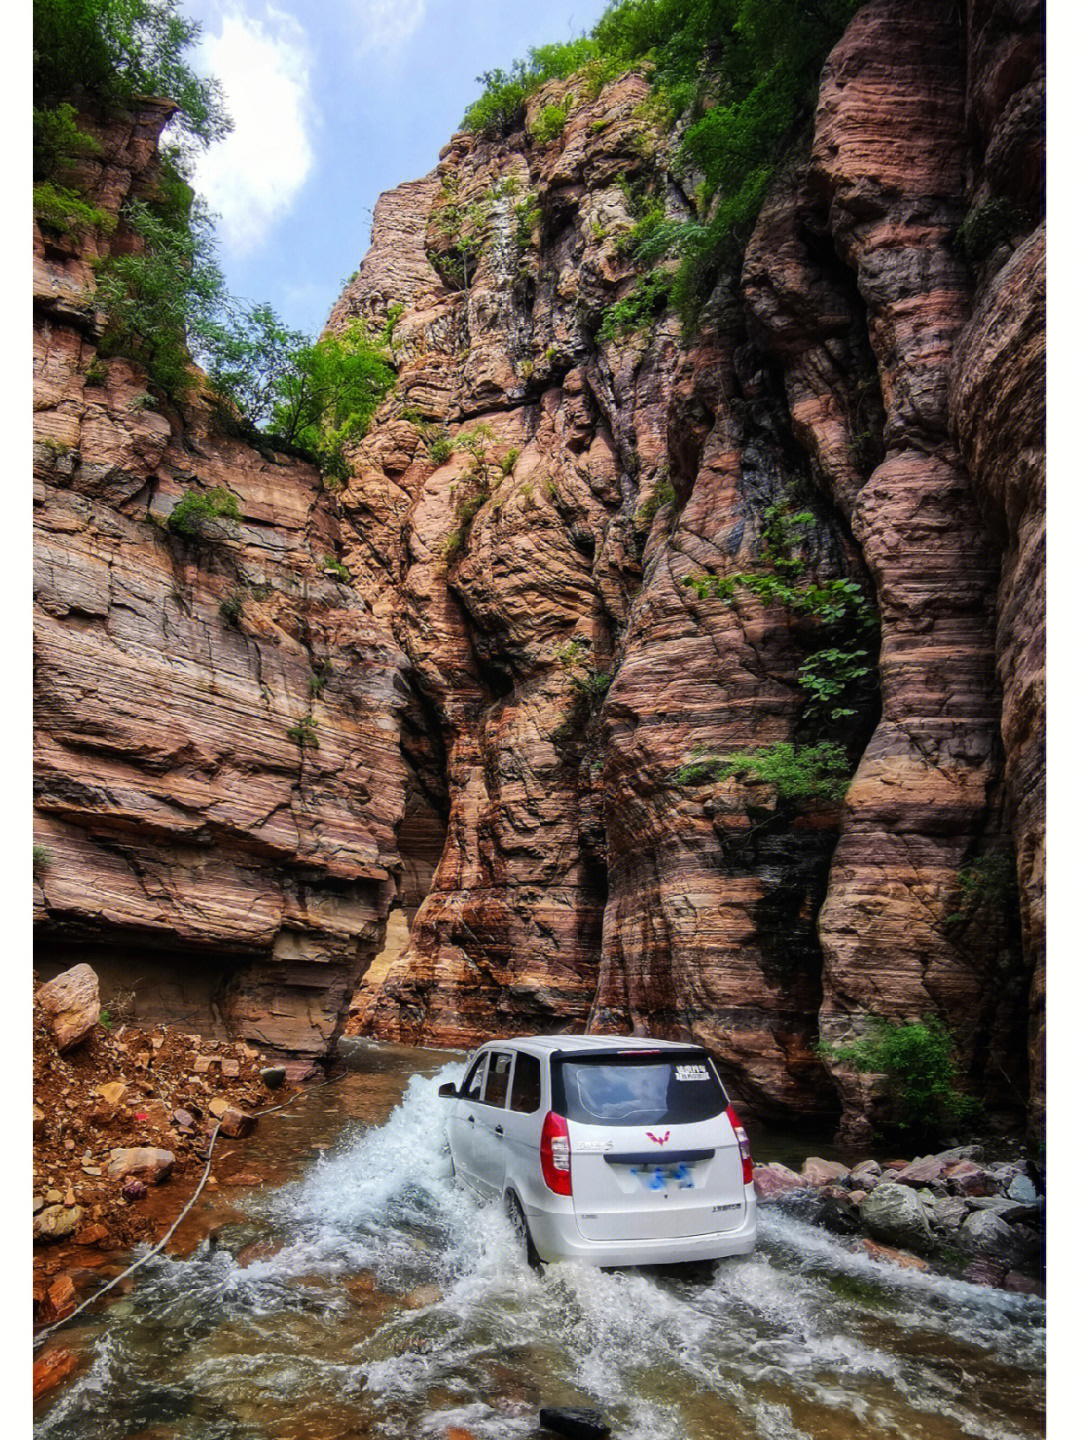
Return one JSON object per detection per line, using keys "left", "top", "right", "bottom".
{"left": 181, "top": 0, "right": 612, "bottom": 337}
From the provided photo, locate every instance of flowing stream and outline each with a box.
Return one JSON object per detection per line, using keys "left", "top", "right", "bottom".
{"left": 35, "top": 1042, "right": 1045, "bottom": 1440}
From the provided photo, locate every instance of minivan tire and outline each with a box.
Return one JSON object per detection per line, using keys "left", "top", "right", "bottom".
{"left": 506, "top": 1192, "right": 542, "bottom": 1270}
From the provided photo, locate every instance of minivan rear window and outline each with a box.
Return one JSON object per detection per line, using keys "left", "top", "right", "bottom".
{"left": 554, "top": 1053, "right": 727, "bottom": 1127}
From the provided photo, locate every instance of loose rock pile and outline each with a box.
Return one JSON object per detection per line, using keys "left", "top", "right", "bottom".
{"left": 754, "top": 1147, "right": 1044, "bottom": 1292}
{"left": 33, "top": 965, "right": 294, "bottom": 1275}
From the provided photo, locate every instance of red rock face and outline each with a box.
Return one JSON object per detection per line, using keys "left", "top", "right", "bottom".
{"left": 952, "top": 0, "right": 1045, "bottom": 1138}
{"left": 33, "top": 4, "right": 1043, "bottom": 1138}
{"left": 348, "top": 8, "right": 1041, "bottom": 1136}
{"left": 33, "top": 107, "right": 410, "bottom": 1057}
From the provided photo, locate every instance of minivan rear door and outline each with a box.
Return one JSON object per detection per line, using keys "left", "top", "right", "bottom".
{"left": 553, "top": 1050, "right": 747, "bottom": 1243}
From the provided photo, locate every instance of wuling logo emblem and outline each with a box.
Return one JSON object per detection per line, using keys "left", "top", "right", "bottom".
{"left": 646, "top": 1130, "right": 671, "bottom": 1146}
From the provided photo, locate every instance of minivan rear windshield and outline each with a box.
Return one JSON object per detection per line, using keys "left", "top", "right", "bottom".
{"left": 552, "top": 1052, "right": 728, "bottom": 1127}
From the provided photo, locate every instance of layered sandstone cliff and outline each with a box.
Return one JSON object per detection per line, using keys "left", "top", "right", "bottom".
{"left": 339, "top": 0, "right": 1043, "bottom": 1135}
{"left": 33, "top": 105, "right": 411, "bottom": 1056}
{"left": 33, "top": 0, "right": 1044, "bottom": 1137}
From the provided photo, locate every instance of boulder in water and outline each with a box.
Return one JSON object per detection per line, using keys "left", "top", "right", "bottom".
{"left": 753, "top": 1163, "right": 804, "bottom": 1202}
{"left": 961, "top": 1208, "right": 1019, "bottom": 1260}
{"left": 859, "top": 1182, "right": 933, "bottom": 1252}
{"left": 801, "top": 1157, "right": 851, "bottom": 1186}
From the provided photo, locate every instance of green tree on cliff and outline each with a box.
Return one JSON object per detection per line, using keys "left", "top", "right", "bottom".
{"left": 463, "top": 0, "right": 863, "bottom": 327}
{"left": 34, "top": 0, "right": 230, "bottom": 149}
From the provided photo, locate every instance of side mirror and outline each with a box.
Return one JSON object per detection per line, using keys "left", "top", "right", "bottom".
{"left": 438, "top": 1082, "right": 458, "bottom": 1099}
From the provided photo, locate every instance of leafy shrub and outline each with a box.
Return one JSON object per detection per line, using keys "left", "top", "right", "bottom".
{"left": 573, "top": 670, "right": 612, "bottom": 699}
{"left": 797, "top": 647, "right": 873, "bottom": 722}
{"left": 597, "top": 269, "right": 673, "bottom": 342}
{"left": 267, "top": 320, "right": 396, "bottom": 471}
{"left": 321, "top": 555, "right": 351, "bottom": 581}
{"left": 554, "top": 638, "right": 590, "bottom": 668}
{"left": 821, "top": 1016, "right": 982, "bottom": 1138}
{"left": 427, "top": 434, "right": 454, "bottom": 465}
{"left": 199, "top": 301, "right": 309, "bottom": 430}
{"left": 166, "top": 486, "right": 240, "bottom": 538}
{"left": 95, "top": 198, "right": 223, "bottom": 398}
{"left": 499, "top": 448, "right": 520, "bottom": 477}
{"left": 672, "top": 740, "right": 851, "bottom": 803}
{"left": 33, "top": 844, "right": 51, "bottom": 878}
{"left": 83, "top": 358, "right": 108, "bottom": 387}
{"left": 530, "top": 102, "right": 569, "bottom": 145}
{"left": 33, "top": 102, "right": 101, "bottom": 181}
{"left": 462, "top": 37, "right": 598, "bottom": 135}
{"left": 286, "top": 715, "right": 319, "bottom": 749}
{"left": 513, "top": 197, "right": 542, "bottom": 249}
{"left": 33, "top": 181, "right": 115, "bottom": 236}
{"left": 635, "top": 476, "right": 676, "bottom": 526}
{"left": 218, "top": 588, "right": 244, "bottom": 627}
{"left": 946, "top": 851, "right": 1019, "bottom": 928}
{"left": 204, "top": 310, "right": 396, "bottom": 472}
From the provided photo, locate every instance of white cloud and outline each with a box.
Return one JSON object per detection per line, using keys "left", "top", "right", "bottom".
{"left": 352, "top": 0, "right": 426, "bottom": 52}
{"left": 193, "top": 4, "right": 316, "bottom": 256}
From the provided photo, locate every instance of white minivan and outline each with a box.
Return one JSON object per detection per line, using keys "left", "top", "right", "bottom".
{"left": 439, "top": 1035, "right": 757, "bottom": 1266}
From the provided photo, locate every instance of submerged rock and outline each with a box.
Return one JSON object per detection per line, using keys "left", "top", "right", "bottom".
{"left": 539, "top": 1407, "right": 611, "bottom": 1439}
{"left": 33, "top": 1348, "right": 80, "bottom": 1401}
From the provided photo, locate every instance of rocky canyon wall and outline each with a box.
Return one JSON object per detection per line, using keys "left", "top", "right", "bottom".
{"left": 33, "top": 0, "right": 1044, "bottom": 1137}
{"left": 33, "top": 104, "right": 413, "bottom": 1057}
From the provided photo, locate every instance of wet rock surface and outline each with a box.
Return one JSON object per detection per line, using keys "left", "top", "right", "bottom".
{"left": 755, "top": 1138, "right": 1044, "bottom": 1289}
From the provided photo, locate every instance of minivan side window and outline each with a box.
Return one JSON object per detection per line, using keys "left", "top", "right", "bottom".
{"left": 509, "top": 1052, "right": 542, "bottom": 1113}
{"left": 483, "top": 1051, "right": 513, "bottom": 1108}
{"left": 462, "top": 1053, "right": 487, "bottom": 1101}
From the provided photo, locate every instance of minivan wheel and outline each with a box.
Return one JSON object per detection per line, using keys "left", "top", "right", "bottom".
{"left": 505, "top": 1193, "right": 542, "bottom": 1270}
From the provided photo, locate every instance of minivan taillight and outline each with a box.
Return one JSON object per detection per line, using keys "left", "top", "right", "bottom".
{"left": 540, "top": 1111, "right": 572, "bottom": 1195}
{"left": 726, "top": 1105, "right": 753, "bottom": 1185}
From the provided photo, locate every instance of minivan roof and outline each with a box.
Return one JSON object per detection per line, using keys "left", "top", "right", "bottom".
{"left": 480, "top": 1035, "right": 705, "bottom": 1055}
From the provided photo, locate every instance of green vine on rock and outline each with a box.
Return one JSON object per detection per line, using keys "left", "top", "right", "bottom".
{"left": 672, "top": 740, "right": 850, "bottom": 803}
{"left": 683, "top": 497, "right": 877, "bottom": 725}
{"left": 166, "top": 486, "right": 241, "bottom": 539}
{"left": 818, "top": 1015, "right": 983, "bottom": 1140}
{"left": 286, "top": 715, "right": 319, "bottom": 750}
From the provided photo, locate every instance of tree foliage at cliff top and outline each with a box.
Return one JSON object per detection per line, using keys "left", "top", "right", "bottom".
{"left": 34, "top": 0, "right": 396, "bottom": 460}
{"left": 464, "top": 0, "right": 862, "bottom": 326}
{"left": 34, "top": 0, "right": 230, "bottom": 149}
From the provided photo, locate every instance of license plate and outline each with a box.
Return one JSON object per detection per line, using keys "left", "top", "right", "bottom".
{"left": 631, "top": 1163, "right": 695, "bottom": 1191}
